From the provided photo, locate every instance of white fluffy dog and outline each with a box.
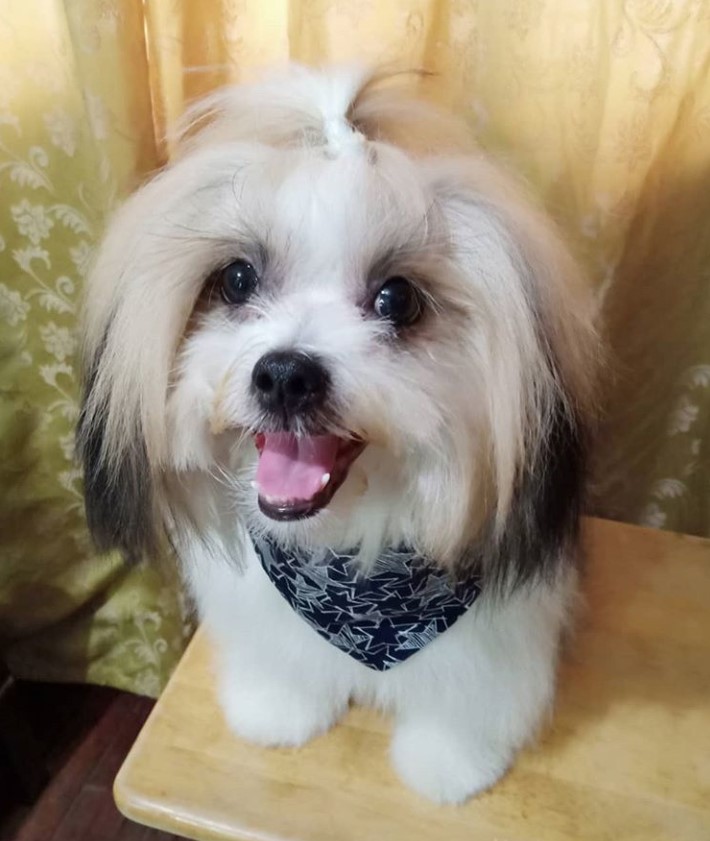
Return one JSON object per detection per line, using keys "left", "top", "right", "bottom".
{"left": 78, "top": 65, "right": 598, "bottom": 804}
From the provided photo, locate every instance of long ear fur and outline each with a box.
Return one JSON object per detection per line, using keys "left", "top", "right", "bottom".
{"left": 75, "top": 166, "right": 205, "bottom": 562}
{"left": 76, "top": 139, "right": 228, "bottom": 561}
{"left": 475, "top": 363, "right": 588, "bottom": 592}
{"left": 428, "top": 157, "right": 599, "bottom": 591}
{"left": 77, "top": 329, "right": 159, "bottom": 562}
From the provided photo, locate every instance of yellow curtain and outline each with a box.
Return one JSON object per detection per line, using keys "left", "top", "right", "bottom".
{"left": 1, "top": 0, "right": 709, "bottom": 692}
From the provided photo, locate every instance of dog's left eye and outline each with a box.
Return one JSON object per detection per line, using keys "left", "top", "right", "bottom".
{"left": 373, "top": 277, "right": 423, "bottom": 327}
{"left": 219, "top": 259, "right": 259, "bottom": 305}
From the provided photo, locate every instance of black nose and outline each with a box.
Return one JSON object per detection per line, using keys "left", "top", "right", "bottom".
{"left": 251, "top": 351, "right": 330, "bottom": 416}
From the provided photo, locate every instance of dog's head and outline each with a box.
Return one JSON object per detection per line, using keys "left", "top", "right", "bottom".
{"left": 78, "top": 65, "right": 598, "bottom": 587}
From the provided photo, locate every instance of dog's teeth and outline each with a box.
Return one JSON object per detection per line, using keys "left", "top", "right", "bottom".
{"left": 265, "top": 494, "right": 287, "bottom": 505}
{"left": 320, "top": 473, "right": 331, "bottom": 489}
{"left": 250, "top": 481, "right": 257, "bottom": 490}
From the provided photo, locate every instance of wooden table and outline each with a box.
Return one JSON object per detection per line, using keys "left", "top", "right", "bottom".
{"left": 115, "top": 519, "right": 710, "bottom": 841}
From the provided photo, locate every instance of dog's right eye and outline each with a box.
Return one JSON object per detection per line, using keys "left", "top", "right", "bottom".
{"left": 373, "top": 277, "right": 423, "bottom": 327}
{"left": 219, "top": 259, "right": 259, "bottom": 305}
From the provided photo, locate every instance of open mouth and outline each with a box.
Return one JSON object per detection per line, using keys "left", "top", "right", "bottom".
{"left": 254, "top": 432, "right": 366, "bottom": 521}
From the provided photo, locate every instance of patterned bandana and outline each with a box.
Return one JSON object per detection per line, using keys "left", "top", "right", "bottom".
{"left": 252, "top": 534, "right": 482, "bottom": 671}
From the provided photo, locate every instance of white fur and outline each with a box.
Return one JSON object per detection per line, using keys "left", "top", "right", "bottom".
{"left": 187, "top": 529, "right": 573, "bottom": 803}
{"left": 80, "top": 65, "right": 598, "bottom": 804}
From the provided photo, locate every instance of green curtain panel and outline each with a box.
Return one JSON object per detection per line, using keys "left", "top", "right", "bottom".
{"left": 0, "top": 1, "right": 190, "bottom": 695}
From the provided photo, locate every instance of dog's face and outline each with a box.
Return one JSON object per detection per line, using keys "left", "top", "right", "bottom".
{"left": 167, "top": 142, "right": 490, "bottom": 553}
{"left": 79, "top": 66, "right": 597, "bottom": 584}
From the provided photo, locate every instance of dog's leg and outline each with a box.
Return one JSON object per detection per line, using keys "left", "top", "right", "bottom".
{"left": 191, "top": 546, "right": 357, "bottom": 748}
{"left": 384, "top": 575, "right": 574, "bottom": 804}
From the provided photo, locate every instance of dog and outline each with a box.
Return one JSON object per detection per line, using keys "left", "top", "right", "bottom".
{"left": 78, "top": 65, "right": 598, "bottom": 804}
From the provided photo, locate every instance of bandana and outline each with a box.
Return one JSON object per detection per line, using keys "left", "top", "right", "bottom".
{"left": 252, "top": 534, "right": 482, "bottom": 671}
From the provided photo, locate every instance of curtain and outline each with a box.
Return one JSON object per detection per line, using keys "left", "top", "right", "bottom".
{"left": 1, "top": 0, "right": 709, "bottom": 694}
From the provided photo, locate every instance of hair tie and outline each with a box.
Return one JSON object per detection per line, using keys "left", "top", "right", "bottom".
{"left": 323, "top": 116, "right": 365, "bottom": 156}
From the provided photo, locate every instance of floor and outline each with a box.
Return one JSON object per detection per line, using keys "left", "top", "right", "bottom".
{"left": 0, "top": 681, "right": 179, "bottom": 841}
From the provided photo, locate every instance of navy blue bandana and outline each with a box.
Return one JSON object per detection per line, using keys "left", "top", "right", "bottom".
{"left": 252, "top": 535, "right": 482, "bottom": 671}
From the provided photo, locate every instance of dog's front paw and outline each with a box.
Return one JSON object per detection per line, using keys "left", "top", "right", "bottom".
{"left": 390, "top": 719, "right": 511, "bottom": 804}
{"left": 219, "top": 679, "right": 344, "bottom": 748}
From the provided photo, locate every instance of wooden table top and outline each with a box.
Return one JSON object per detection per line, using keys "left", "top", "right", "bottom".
{"left": 115, "top": 518, "right": 710, "bottom": 841}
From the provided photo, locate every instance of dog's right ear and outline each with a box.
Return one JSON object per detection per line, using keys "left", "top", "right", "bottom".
{"left": 76, "top": 330, "right": 159, "bottom": 563}
{"left": 74, "top": 166, "right": 199, "bottom": 564}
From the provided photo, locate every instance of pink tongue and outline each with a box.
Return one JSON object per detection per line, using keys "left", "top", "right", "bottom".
{"left": 255, "top": 433, "right": 340, "bottom": 502}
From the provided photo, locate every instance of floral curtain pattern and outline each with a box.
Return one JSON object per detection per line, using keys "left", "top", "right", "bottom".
{"left": 1, "top": 0, "right": 708, "bottom": 693}
{"left": 0, "top": 1, "right": 190, "bottom": 695}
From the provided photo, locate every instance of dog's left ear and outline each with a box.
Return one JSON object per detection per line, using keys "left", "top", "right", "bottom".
{"left": 429, "top": 157, "right": 599, "bottom": 590}
{"left": 486, "top": 362, "right": 589, "bottom": 590}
